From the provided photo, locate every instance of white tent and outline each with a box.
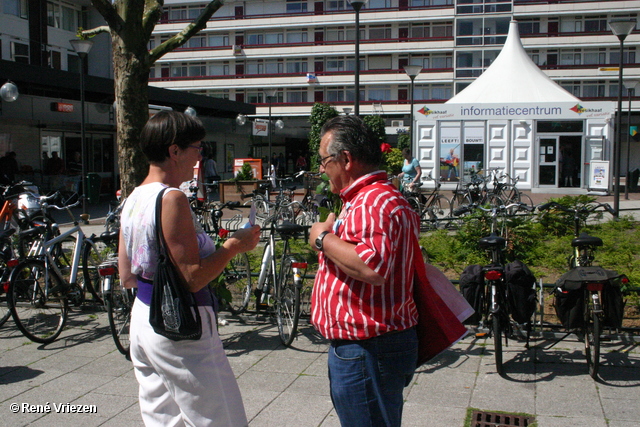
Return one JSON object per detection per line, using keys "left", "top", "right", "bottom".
{"left": 446, "top": 20, "right": 580, "bottom": 104}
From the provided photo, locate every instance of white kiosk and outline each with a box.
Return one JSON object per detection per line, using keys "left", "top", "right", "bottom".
{"left": 413, "top": 20, "right": 616, "bottom": 193}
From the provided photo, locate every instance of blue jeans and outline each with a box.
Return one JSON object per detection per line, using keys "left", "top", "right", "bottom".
{"left": 328, "top": 327, "right": 418, "bottom": 427}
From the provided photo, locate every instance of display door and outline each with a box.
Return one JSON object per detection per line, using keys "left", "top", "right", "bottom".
{"left": 539, "top": 137, "right": 558, "bottom": 186}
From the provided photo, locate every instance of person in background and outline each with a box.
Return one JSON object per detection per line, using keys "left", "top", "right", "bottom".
{"left": 397, "top": 148, "right": 422, "bottom": 192}
{"left": 48, "top": 151, "right": 65, "bottom": 175}
{"left": 309, "top": 115, "right": 420, "bottom": 427}
{"left": 119, "top": 111, "right": 260, "bottom": 426}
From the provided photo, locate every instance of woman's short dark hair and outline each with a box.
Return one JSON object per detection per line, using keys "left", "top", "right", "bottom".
{"left": 402, "top": 148, "right": 412, "bottom": 157}
{"left": 140, "top": 111, "right": 206, "bottom": 163}
{"left": 320, "top": 116, "right": 382, "bottom": 167}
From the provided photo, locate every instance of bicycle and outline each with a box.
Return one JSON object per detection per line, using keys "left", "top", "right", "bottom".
{"left": 537, "top": 201, "right": 628, "bottom": 379}
{"left": 252, "top": 212, "right": 308, "bottom": 346}
{"left": 401, "top": 173, "right": 451, "bottom": 230}
{"left": 458, "top": 201, "right": 535, "bottom": 376}
{"left": 6, "top": 193, "right": 103, "bottom": 343}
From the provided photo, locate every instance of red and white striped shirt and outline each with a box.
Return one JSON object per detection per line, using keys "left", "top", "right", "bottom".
{"left": 311, "top": 171, "right": 420, "bottom": 340}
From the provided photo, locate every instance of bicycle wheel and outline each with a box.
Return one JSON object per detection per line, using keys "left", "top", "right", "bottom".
{"left": 407, "top": 196, "right": 422, "bottom": 216}
{"left": 106, "top": 268, "right": 134, "bottom": 356}
{"left": 0, "top": 254, "right": 11, "bottom": 327}
{"left": 276, "top": 256, "right": 302, "bottom": 346}
{"left": 7, "top": 259, "right": 68, "bottom": 344}
{"left": 449, "top": 192, "right": 472, "bottom": 228}
{"left": 497, "top": 184, "right": 521, "bottom": 206}
{"left": 225, "top": 252, "right": 252, "bottom": 314}
{"left": 492, "top": 309, "right": 504, "bottom": 376}
{"left": 425, "top": 194, "right": 451, "bottom": 229}
{"left": 82, "top": 237, "right": 116, "bottom": 304}
{"left": 585, "top": 292, "right": 601, "bottom": 379}
{"left": 254, "top": 196, "right": 269, "bottom": 226}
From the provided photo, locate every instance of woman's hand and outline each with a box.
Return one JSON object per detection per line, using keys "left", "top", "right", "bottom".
{"left": 224, "top": 225, "right": 261, "bottom": 255}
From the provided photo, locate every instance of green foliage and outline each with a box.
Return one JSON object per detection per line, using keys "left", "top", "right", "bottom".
{"left": 362, "top": 115, "right": 386, "bottom": 146}
{"left": 397, "top": 133, "right": 410, "bottom": 151}
{"left": 382, "top": 148, "right": 404, "bottom": 176}
{"left": 233, "top": 162, "right": 254, "bottom": 181}
{"left": 308, "top": 103, "right": 339, "bottom": 170}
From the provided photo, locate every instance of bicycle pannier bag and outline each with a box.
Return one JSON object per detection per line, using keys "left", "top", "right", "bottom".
{"left": 601, "top": 270, "right": 626, "bottom": 329}
{"left": 149, "top": 188, "right": 202, "bottom": 341}
{"left": 553, "top": 286, "right": 584, "bottom": 329}
{"left": 459, "top": 264, "right": 484, "bottom": 325}
{"left": 505, "top": 260, "right": 537, "bottom": 324}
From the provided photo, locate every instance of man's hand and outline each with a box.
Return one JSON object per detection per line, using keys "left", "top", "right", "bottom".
{"left": 310, "top": 213, "right": 335, "bottom": 252}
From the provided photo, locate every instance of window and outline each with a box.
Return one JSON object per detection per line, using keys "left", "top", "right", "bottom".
{"left": 431, "top": 84, "right": 452, "bottom": 100}
{"left": 169, "top": 7, "right": 187, "bottom": 21}
{"left": 265, "top": 33, "right": 284, "bottom": 45}
{"left": 188, "top": 63, "right": 206, "bottom": 77}
{"left": 518, "top": 20, "right": 540, "bottom": 35}
{"left": 369, "top": 25, "right": 391, "bottom": 40}
{"left": 188, "top": 36, "right": 206, "bottom": 48}
{"left": 286, "top": 59, "right": 308, "bottom": 73}
{"left": 265, "top": 60, "right": 283, "bottom": 74}
{"left": 50, "top": 50, "right": 61, "bottom": 69}
{"left": 610, "top": 47, "right": 636, "bottom": 65}
{"left": 560, "top": 17, "right": 582, "bottom": 33}
{"left": 246, "top": 61, "right": 263, "bottom": 75}
{"left": 246, "top": 92, "right": 265, "bottom": 103}
{"left": 171, "top": 64, "right": 188, "bottom": 78}
{"left": 247, "top": 34, "right": 264, "bottom": 45}
{"left": 368, "top": 87, "right": 391, "bottom": 101}
{"left": 209, "top": 91, "right": 230, "bottom": 100}
{"left": 286, "top": 0, "right": 307, "bottom": 13}
{"left": 368, "top": 0, "right": 391, "bottom": 8}
{"left": 47, "top": 1, "right": 61, "bottom": 28}
{"left": 326, "top": 27, "right": 346, "bottom": 42}
{"left": 11, "top": 41, "right": 29, "bottom": 63}
{"left": 432, "top": 54, "right": 452, "bottom": 69}
{"left": 60, "top": 5, "right": 74, "bottom": 30}
{"left": 3, "top": 0, "right": 28, "bottom": 18}
{"left": 209, "top": 63, "right": 229, "bottom": 76}
{"left": 287, "top": 90, "right": 308, "bottom": 103}
{"left": 188, "top": 7, "right": 203, "bottom": 20}
{"left": 327, "top": 1, "right": 347, "bottom": 11}
{"left": 286, "top": 31, "right": 308, "bottom": 43}
{"left": 326, "top": 58, "right": 345, "bottom": 72}
{"left": 584, "top": 16, "right": 607, "bottom": 33}
{"left": 326, "top": 88, "right": 345, "bottom": 102}
{"left": 560, "top": 50, "right": 581, "bottom": 66}
{"left": 209, "top": 35, "right": 229, "bottom": 47}
{"left": 583, "top": 49, "right": 606, "bottom": 65}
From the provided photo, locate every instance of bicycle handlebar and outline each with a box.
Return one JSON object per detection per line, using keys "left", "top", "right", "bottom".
{"left": 537, "top": 201, "right": 614, "bottom": 216}
{"left": 453, "top": 201, "right": 532, "bottom": 217}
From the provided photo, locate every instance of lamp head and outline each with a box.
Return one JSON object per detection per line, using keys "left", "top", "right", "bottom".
{"left": 265, "top": 88, "right": 278, "bottom": 99}
{"left": 350, "top": 0, "right": 367, "bottom": 11}
{"left": 403, "top": 65, "right": 423, "bottom": 79}
{"left": 236, "top": 114, "right": 247, "bottom": 126}
{"left": 609, "top": 18, "right": 636, "bottom": 41}
{"left": 1, "top": 81, "right": 19, "bottom": 102}
{"left": 275, "top": 119, "right": 284, "bottom": 130}
{"left": 184, "top": 106, "right": 197, "bottom": 117}
{"left": 69, "top": 39, "right": 94, "bottom": 58}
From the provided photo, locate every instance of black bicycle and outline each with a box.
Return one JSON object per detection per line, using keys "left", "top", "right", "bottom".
{"left": 538, "top": 201, "right": 628, "bottom": 379}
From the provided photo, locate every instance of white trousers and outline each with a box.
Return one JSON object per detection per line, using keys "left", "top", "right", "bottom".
{"left": 130, "top": 300, "right": 248, "bottom": 427}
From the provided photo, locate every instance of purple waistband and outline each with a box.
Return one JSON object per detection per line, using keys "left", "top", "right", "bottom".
{"left": 136, "top": 277, "right": 214, "bottom": 307}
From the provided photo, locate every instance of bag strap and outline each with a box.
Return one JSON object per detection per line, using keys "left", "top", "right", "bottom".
{"left": 154, "top": 187, "right": 170, "bottom": 259}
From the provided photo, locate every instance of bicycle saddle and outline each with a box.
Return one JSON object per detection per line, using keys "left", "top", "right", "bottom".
{"left": 571, "top": 232, "right": 603, "bottom": 248}
{"left": 276, "top": 221, "right": 306, "bottom": 237}
{"left": 478, "top": 233, "right": 506, "bottom": 249}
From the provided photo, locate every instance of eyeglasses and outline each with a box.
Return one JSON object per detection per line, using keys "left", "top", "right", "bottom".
{"left": 319, "top": 154, "right": 335, "bottom": 168}
{"left": 188, "top": 144, "right": 203, "bottom": 154}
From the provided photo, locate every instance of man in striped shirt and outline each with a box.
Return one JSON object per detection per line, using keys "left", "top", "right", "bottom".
{"left": 310, "top": 116, "right": 421, "bottom": 427}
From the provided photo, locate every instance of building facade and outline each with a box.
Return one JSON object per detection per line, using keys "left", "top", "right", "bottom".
{"left": 150, "top": 0, "right": 640, "bottom": 188}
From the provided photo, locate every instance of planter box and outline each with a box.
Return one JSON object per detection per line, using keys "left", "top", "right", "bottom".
{"left": 220, "top": 180, "right": 264, "bottom": 203}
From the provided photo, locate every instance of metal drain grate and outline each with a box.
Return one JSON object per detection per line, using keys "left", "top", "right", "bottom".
{"left": 471, "top": 410, "right": 535, "bottom": 427}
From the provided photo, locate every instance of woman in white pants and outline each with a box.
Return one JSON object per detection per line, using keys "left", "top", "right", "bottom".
{"left": 119, "top": 111, "right": 261, "bottom": 426}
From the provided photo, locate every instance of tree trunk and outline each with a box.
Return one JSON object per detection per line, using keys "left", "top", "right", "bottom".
{"left": 113, "top": 33, "right": 151, "bottom": 197}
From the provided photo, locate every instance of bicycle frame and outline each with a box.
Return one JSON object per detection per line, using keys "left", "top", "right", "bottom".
{"left": 42, "top": 224, "right": 85, "bottom": 291}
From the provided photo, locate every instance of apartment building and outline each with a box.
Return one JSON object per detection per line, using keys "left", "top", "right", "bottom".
{"left": 0, "top": 0, "right": 253, "bottom": 191}
{"left": 150, "top": 0, "right": 640, "bottom": 189}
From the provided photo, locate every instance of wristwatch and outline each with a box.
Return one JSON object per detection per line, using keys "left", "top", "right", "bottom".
{"left": 315, "top": 231, "right": 330, "bottom": 251}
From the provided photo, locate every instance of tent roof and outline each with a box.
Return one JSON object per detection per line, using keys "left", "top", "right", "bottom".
{"left": 446, "top": 20, "right": 580, "bottom": 104}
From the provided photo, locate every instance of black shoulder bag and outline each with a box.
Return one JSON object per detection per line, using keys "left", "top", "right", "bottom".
{"left": 149, "top": 187, "right": 202, "bottom": 341}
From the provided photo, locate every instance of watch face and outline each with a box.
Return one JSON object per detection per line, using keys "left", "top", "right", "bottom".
{"left": 315, "top": 231, "right": 328, "bottom": 250}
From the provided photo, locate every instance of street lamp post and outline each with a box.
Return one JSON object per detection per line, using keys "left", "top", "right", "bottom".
{"left": 609, "top": 18, "right": 636, "bottom": 218}
{"left": 70, "top": 38, "right": 93, "bottom": 223}
{"left": 403, "top": 65, "right": 422, "bottom": 153}
{"left": 624, "top": 79, "right": 640, "bottom": 200}
{"left": 350, "top": 0, "right": 367, "bottom": 116}
{"left": 265, "top": 88, "right": 278, "bottom": 177}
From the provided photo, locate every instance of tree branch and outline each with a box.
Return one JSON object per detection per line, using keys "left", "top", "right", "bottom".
{"left": 90, "top": 0, "right": 124, "bottom": 33}
{"left": 80, "top": 26, "right": 110, "bottom": 38}
{"left": 149, "top": 0, "right": 224, "bottom": 64}
{"left": 142, "top": 0, "right": 163, "bottom": 39}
